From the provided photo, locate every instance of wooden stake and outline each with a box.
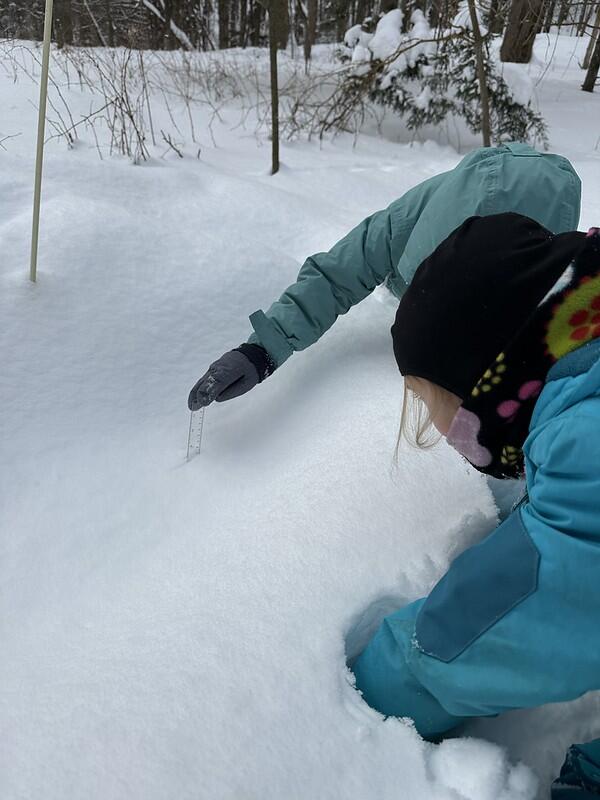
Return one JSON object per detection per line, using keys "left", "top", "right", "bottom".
{"left": 30, "top": 0, "right": 55, "bottom": 283}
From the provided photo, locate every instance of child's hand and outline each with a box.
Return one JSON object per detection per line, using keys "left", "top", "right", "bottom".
{"left": 188, "top": 344, "right": 273, "bottom": 410}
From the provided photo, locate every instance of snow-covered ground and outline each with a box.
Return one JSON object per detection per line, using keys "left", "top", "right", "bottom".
{"left": 1, "top": 33, "right": 599, "bottom": 800}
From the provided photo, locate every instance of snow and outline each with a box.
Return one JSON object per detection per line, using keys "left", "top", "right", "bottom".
{"left": 344, "top": 24, "right": 363, "bottom": 49}
{"left": 351, "top": 43, "right": 372, "bottom": 72}
{"left": 1, "top": 33, "right": 600, "bottom": 800}
{"left": 368, "top": 8, "right": 404, "bottom": 62}
{"left": 414, "top": 85, "right": 433, "bottom": 110}
{"left": 405, "top": 11, "right": 436, "bottom": 69}
{"left": 429, "top": 738, "right": 539, "bottom": 799}
{"left": 342, "top": 24, "right": 376, "bottom": 68}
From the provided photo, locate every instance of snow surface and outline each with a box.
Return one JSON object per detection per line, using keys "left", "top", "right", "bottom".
{"left": 1, "top": 33, "right": 600, "bottom": 800}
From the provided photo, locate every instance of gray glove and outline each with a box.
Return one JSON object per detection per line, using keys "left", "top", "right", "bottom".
{"left": 188, "top": 344, "right": 275, "bottom": 411}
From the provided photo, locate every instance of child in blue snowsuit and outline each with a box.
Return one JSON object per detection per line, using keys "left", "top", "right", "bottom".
{"left": 351, "top": 213, "right": 600, "bottom": 795}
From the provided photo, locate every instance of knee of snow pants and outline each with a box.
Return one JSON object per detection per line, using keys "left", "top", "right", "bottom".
{"left": 352, "top": 601, "right": 467, "bottom": 741}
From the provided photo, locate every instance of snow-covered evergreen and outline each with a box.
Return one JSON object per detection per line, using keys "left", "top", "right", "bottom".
{"left": 342, "top": 6, "right": 548, "bottom": 147}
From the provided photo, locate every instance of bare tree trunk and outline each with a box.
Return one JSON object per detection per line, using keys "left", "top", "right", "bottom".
{"left": 542, "top": 0, "right": 557, "bottom": 31}
{"left": 156, "top": 0, "right": 172, "bottom": 47}
{"left": 577, "top": 0, "right": 593, "bottom": 33}
{"left": 274, "top": 0, "right": 290, "bottom": 48}
{"left": 203, "top": 0, "right": 216, "bottom": 48}
{"left": 582, "top": 20, "right": 600, "bottom": 89}
{"left": 487, "top": 0, "right": 507, "bottom": 34}
{"left": 430, "top": 0, "right": 443, "bottom": 29}
{"left": 500, "top": 0, "right": 545, "bottom": 63}
{"left": 333, "top": 0, "right": 347, "bottom": 40}
{"left": 535, "top": 0, "right": 551, "bottom": 31}
{"left": 356, "top": 0, "right": 369, "bottom": 24}
{"left": 583, "top": 4, "right": 600, "bottom": 69}
{"left": 467, "top": 0, "right": 491, "bottom": 146}
{"left": 557, "top": 0, "right": 570, "bottom": 27}
{"left": 218, "top": 0, "right": 230, "bottom": 47}
{"left": 55, "top": 0, "right": 73, "bottom": 47}
{"left": 400, "top": 0, "right": 410, "bottom": 31}
{"left": 240, "top": 0, "right": 249, "bottom": 45}
{"left": 430, "top": 0, "right": 446, "bottom": 30}
{"left": 71, "top": 0, "right": 80, "bottom": 43}
{"left": 106, "top": 0, "right": 115, "bottom": 47}
{"left": 269, "top": 6, "right": 280, "bottom": 173}
{"left": 257, "top": 0, "right": 280, "bottom": 173}
{"left": 430, "top": 0, "right": 460, "bottom": 30}
{"left": 230, "top": 0, "right": 239, "bottom": 44}
{"left": 304, "top": 0, "right": 317, "bottom": 61}
{"left": 248, "top": 0, "right": 256, "bottom": 43}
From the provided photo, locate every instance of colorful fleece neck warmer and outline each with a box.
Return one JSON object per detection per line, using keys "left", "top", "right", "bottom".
{"left": 391, "top": 213, "right": 600, "bottom": 479}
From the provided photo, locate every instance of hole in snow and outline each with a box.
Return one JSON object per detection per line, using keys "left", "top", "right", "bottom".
{"left": 344, "top": 592, "right": 409, "bottom": 669}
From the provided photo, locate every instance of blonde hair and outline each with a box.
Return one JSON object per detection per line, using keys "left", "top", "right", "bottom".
{"left": 393, "top": 376, "right": 444, "bottom": 464}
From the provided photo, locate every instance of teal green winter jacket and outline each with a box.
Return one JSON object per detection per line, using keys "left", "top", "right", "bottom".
{"left": 248, "top": 142, "right": 581, "bottom": 367}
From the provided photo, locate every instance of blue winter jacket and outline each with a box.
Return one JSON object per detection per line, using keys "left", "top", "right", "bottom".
{"left": 398, "top": 337, "right": 600, "bottom": 718}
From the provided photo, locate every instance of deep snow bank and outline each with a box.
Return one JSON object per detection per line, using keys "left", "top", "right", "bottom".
{"left": 1, "top": 33, "right": 599, "bottom": 800}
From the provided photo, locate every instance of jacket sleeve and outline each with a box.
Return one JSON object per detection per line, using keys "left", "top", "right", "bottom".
{"left": 522, "top": 407, "right": 600, "bottom": 542}
{"left": 247, "top": 172, "right": 449, "bottom": 368}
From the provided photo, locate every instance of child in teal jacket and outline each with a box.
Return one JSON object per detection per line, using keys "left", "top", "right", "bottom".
{"left": 188, "top": 143, "right": 581, "bottom": 410}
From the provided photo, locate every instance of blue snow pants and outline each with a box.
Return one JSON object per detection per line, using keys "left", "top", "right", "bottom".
{"left": 351, "top": 478, "right": 525, "bottom": 740}
{"left": 352, "top": 599, "right": 468, "bottom": 739}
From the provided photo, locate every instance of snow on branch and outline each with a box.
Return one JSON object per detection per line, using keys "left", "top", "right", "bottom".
{"left": 141, "top": 0, "right": 194, "bottom": 50}
{"left": 170, "top": 21, "right": 194, "bottom": 51}
{"left": 141, "top": 0, "right": 165, "bottom": 22}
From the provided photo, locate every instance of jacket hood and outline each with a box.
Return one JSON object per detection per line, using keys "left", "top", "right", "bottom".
{"left": 530, "top": 339, "right": 600, "bottom": 431}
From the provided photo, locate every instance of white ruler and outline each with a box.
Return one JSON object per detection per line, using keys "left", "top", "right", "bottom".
{"left": 186, "top": 408, "right": 206, "bottom": 461}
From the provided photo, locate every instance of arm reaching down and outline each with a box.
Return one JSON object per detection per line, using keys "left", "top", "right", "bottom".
{"left": 186, "top": 171, "right": 449, "bottom": 409}
{"left": 246, "top": 173, "right": 449, "bottom": 367}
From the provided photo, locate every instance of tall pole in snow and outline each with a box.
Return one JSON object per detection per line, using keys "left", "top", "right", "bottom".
{"left": 257, "top": 0, "right": 280, "bottom": 175}
{"left": 30, "top": 0, "right": 55, "bottom": 283}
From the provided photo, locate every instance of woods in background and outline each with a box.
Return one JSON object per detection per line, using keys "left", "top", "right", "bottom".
{"left": 0, "top": 0, "right": 597, "bottom": 169}
{"left": 1, "top": 0, "right": 599, "bottom": 65}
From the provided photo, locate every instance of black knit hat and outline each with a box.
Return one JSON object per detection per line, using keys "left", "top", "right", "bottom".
{"left": 391, "top": 213, "right": 587, "bottom": 399}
